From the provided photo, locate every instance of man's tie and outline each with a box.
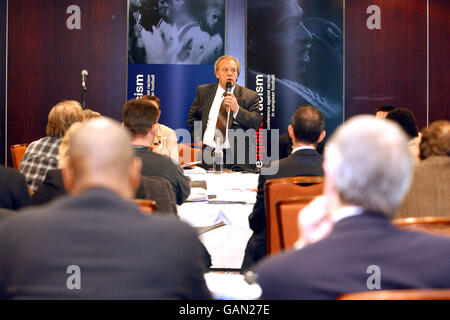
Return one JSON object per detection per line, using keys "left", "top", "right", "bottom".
{"left": 215, "top": 94, "right": 228, "bottom": 140}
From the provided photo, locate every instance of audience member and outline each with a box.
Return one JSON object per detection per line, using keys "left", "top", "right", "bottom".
{"left": 0, "top": 118, "right": 211, "bottom": 299}
{"left": 254, "top": 116, "right": 450, "bottom": 300}
{"left": 374, "top": 105, "right": 395, "bottom": 119}
{"left": 20, "top": 100, "right": 83, "bottom": 192}
{"left": 396, "top": 120, "right": 450, "bottom": 218}
{"left": 81, "top": 108, "right": 101, "bottom": 120}
{"left": 386, "top": 108, "right": 421, "bottom": 163}
{"left": 241, "top": 105, "right": 326, "bottom": 272}
{"left": 0, "top": 165, "right": 31, "bottom": 210}
{"left": 0, "top": 208, "right": 15, "bottom": 222}
{"left": 31, "top": 121, "right": 182, "bottom": 212}
{"left": 122, "top": 97, "right": 190, "bottom": 205}
{"left": 31, "top": 122, "right": 83, "bottom": 206}
{"left": 141, "top": 95, "right": 179, "bottom": 163}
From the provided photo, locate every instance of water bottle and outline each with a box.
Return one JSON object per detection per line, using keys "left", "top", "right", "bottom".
{"left": 160, "top": 136, "right": 170, "bottom": 157}
{"left": 213, "top": 137, "right": 223, "bottom": 174}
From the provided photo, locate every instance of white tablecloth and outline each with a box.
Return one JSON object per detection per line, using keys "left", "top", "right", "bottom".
{"left": 178, "top": 171, "right": 259, "bottom": 269}
{"left": 179, "top": 171, "right": 258, "bottom": 229}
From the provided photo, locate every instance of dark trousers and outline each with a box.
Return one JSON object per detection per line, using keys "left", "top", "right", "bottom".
{"left": 241, "top": 230, "right": 266, "bottom": 273}
{"left": 197, "top": 137, "right": 257, "bottom": 172}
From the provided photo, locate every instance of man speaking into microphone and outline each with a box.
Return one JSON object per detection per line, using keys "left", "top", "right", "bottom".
{"left": 187, "top": 55, "right": 261, "bottom": 169}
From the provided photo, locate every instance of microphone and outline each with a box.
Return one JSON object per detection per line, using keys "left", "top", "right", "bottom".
{"left": 226, "top": 81, "right": 232, "bottom": 93}
{"left": 81, "top": 70, "right": 88, "bottom": 90}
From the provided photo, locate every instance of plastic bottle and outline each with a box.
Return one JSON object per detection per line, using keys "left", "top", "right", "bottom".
{"left": 213, "top": 137, "right": 223, "bottom": 173}
{"left": 160, "top": 136, "right": 170, "bottom": 157}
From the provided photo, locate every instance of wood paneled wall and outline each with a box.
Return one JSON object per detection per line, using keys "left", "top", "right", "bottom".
{"left": 429, "top": 0, "right": 450, "bottom": 122}
{"left": 345, "top": 0, "right": 428, "bottom": 128}
{"left": 6, "top": 0, "right": 127, "bottom": 165}
{"left": 2, "top": 0, "right": 449, "bottom": 166}
{"left": 0, "top": 0, "right": 6, "bottom": 164}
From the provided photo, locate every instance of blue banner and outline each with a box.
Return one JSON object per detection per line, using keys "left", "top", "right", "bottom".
{"left": 247, "top": 0, "right": 344, "bottom": 139}
{"left": 127, "top": 0, "right": 225, "bottom": 133}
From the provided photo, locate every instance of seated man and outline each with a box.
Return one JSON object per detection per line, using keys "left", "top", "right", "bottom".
{"left": 396, "top": 120, "right": 450, "bottom": 218}
{"left": 122, "top": 97, "right": 190, "bottom": 205}
{"left": 241, "top": 105, "right": 326, "bottom": 272}
{"left": 374, "top": 105, "right": 395, "bottom": 119}
{"left": 0, "top": 118, "right": 211, "bottom": 299}
{"left": 386, "top": 108, "right": 421, "bottom": 163}
{"left": 254, "top": 116, "right": 450, "bottom": 300}
{"left": 141, "top": 95, "right": 179, "bottom": 163}
{"left": 20, "top": 100, "right": 83, "bottom": 192}
{"left": 0, "top": 165, "right": 30, "bottom": 210}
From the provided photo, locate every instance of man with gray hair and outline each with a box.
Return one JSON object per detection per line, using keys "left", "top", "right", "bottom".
{"left": 254, "top": 116, "right": 450, "bottom": 300}
{"left": 0, "top": 118, "right": 211, "bottom": 299}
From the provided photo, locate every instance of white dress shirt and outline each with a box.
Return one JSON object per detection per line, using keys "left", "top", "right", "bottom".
{"left": 203, "top": 85, "right": 237, "bottom": 149}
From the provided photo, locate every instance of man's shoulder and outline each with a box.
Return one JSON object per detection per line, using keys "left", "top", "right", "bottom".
{"left": 159, "top": 124, "right": 176, "bottom": 137}
{"left": 276, "top": 151, "right": 323, "bottom": 171}
{"left": 197, "top": 83, "right": 217, "bottom": 91}
{"left": 138, "top": 149, "right": 182, "bottom": 173}
{"left": 235, "top": 84, "right": 258, "bottom": 97}
{"left": 0, "top": 165, "right": 24, "bottom": 181}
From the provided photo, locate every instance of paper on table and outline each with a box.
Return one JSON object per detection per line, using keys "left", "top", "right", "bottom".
{"left": 184, "top": 166, "right": 207, "bottom": 174}
{"left": 186, "top": 187, "right": 208, "bottom": 201}
{"left": 204, "top": 272, "right": 262, "bottom": 300}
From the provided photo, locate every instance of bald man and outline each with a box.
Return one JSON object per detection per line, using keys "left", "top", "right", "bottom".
{"left": 0, "top": 118, "right": 211, "bottom": 300}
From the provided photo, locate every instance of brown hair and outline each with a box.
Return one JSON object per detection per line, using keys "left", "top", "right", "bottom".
{"left": 419, "top": 120, "right": 450, "bottom": 160}
{"left": 122, "top": 98, "right": 159, "bottom": 136}
{"left": 46, "top": 100, "right": 83, "bottom": 137}
{"left": 141, "top": 95, "right": 161, "bottom": 111}
{"left": 291, "top": 105, "right": 325, "bottom": 144}
{"left": 82, "top": 109, "right": 102, "bottom": 120}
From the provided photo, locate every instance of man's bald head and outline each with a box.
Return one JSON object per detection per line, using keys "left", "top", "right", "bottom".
{"left": 64, "top": 118, "right": 141, "bottom": 198}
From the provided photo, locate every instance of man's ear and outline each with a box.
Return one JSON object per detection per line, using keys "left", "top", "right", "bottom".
{"left": 288, "top": 124, "right": 295, "bottom": 141}
{"left": 61, "top": 164, "right": 75, "bottom": 194}
{"left": 317, "top": 130, "right": 326, "bottom": 143}
{"left": 129, "top": 156, "right": 142, "bottom": 195}
{"left": 150, "top": 123, "right": 158, "bottom": 136}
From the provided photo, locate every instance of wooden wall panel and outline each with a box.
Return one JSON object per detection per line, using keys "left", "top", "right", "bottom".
{"left": 345, "top": 0, "right": 428, "bottom": 129}
{"left": 429, "top": 0, "right": 449, "bottom": 123}
{"left": 7, "top": 0, "right": 127, "bottom": 166}
{"left": 0, "top": 0, "right": 6, "bottom": 165}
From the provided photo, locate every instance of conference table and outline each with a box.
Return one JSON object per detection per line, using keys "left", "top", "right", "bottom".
{"left": 178, "top": 167, "right": 259, "bottom": 270}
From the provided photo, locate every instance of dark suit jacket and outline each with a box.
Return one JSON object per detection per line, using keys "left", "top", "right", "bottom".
{"left": 0, "top": 165, "right": 30, "bottom": 210}
{"left": 31, "top": 169, "right": 65, "bottom": 206}
{"left": 187, "top": 83, "right": 261, "bottom": 141}
{"left": 32, "top": 168, "right": 181, "bottom": 215}
{"left": 134, "top": 147, "right": 190, "bottom": 205}
{"left": 249, "top": 149, "right": 324, "bottom": 234}
{"left": 0, "top": 187, "right": 211, "bottom": 299}
{"left": 255, "top": 212, "right": 450, "bottom": 300}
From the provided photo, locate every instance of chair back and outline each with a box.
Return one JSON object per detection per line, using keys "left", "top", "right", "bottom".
{"left": 264, "top": 176, "right": 324, "bottom": 255}
{"left": 275, "top": 196, "right": 316, "bottom": 250}
{"left": 136, "top": 175, "right": 178, "bottom": 215}
{"left": 134, "top": 199, "right": 157, "bottom": 214}
{"left": 10, "top": 143, "right": 29, "bottom": 170}
{"left": 178, "top": 143, "right": 201, "bottom": 167}
{"left": 338, "top": 289, "right": 450, "bottom": 300}
{"left": 392, "top": 216, "right": 450, "bottom": 237}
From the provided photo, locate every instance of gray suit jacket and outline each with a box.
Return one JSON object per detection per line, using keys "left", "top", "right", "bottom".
{"left": 0, "top": 187, "right": 211, "bottom": 299}
{"left": 187, "top": 83, "right": 261, "bottom": 141}
{"left": 256, "top": 212, "right": 450, "bottom": 300}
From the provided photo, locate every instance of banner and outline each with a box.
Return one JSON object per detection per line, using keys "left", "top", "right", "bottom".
{"left": 127, "top": 0, "right": 225, "bottom": 133}
{"left": 247, "top": 0, "right": 344, "bottom": 161}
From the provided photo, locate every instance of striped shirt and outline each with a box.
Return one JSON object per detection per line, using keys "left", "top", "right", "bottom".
{"left": 20, "top": 136, "right": 61, "bottom": 192}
